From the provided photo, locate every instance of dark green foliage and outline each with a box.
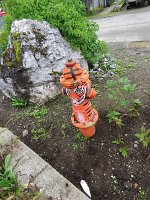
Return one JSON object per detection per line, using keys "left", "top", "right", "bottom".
{"left": 28, "top": 106, "right": 48, "bottom": 118}
{"left": 1, "top": 0, "right": 108, "bottom": 63}
{"left": 11, "top": 97, "right": 27, "bottom": 108}
{"left": 0, "top": 154, "right": 18, "bottom": 198}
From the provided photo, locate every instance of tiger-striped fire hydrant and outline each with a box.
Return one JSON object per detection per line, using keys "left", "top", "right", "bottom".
{"left": 60, "top": 60, "right": 98, "bottom": 137}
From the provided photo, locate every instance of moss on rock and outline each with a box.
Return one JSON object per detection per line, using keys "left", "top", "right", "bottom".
{"left": 2, "top": 32, "right": 22, "bottom": 68}
{"left": 13, "top": 40, "right": 21, "bottom": 63}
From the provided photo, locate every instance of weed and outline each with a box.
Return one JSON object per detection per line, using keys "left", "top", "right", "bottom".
{"left": 31, "top": 128, "right": 48, "bottom": 140}
{"left": 11, "top": 97, "right": 27, "bottom": 108}
{"left": 106, "top": 77, "right": 135, "bottom": 109}
{"left": 138, "top": 187, "right": 146, "bottom": 199}
{"left": 127, "top": 99, "right": 142, "bottom": 117}
{"left": 111, "top": 175, "right": 118, "bottom": 190}
{"left": 61, "top": 123, "right": 69, "bottom": 138}
{"left": 143, "top": 88, "right": 150, "bottom": 94}
{"left": 75, "top": 132, "right": 89, "bottom": 142}
{"left": 71, "top": 143, "right": 79, "bottom": 150}
{"left": 28, "top": 106, "right": 48, "bottom": 118}
{"left": 135, "top": 125, "right": 150, "bottom": 148}
{"left": 0, "top": 144, "right": 41, "bottom": 199}
{"left": 114, "top": 65, "right": 126, "bottom": 76}
{"left": 119, "top": 146, "right": 129, "bottom": 158}
{"left": 106, "top": 77, "right": 136, "bottom": 126}
{"left": 107, "top": 111, "right": 120, "bottom": 123}
{"left": 107, "top": 111, "right": 124, "bottom": 127}
{"left": 133, "top": 99, "right": 142, "bottom": 107}
{"left": 112, "top": 138, "right": 124, "bottom": 145}
{"left": 144, "top": 56, "right": 150, "bottom": 61}
{"left": 0, "top": 154, "right": 22, "bottom": 198}
{"left": 125, "top": 63, "right": 135, "bottom": 69}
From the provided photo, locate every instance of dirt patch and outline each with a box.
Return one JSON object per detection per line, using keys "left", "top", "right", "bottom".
{"left": 0, "top": 43, "right": 150, "bottom": 200}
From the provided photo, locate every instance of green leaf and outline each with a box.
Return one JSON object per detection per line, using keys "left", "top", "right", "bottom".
{"left": 108, "top": 93, "right": 116, "bottom": 100}
{"left": 142, "top": 140, "right": 148, "bottom": 148}
{"left": 119, "top": 147, "right": 128, "bottom": 158}
{"left": 122, "top": 84, "right": 136, "bottom": 93}
{"left": 133, "top": 99, "right": 142, "bottom": 107}
{"left": 141, "top": 125, "right": 146, "bottom": 133}
{"left": 135, "top": 133, "right": 144, "bottom": 141}
{"left": 112, "top": 138, "right": 124, "bottom": 145}
{"left": 107, "top": 111, "right": 120, "bottom": 123}
{"left": 106, "top": 80, "right": 117, "bottom": 88}
{"left": 0, "top": 179, "right": 12, "bottom": 188}
{"left": 4, "top": 154, "right": 11, "bottom": 171}
{"left": 115, "top": 118, "right": 124, "bottom": 127}
{"left": 117, "top": 99, "right": 128, "bottom": 107}
{"left": 118, "top": 77, "right": 129, "bottom": 84}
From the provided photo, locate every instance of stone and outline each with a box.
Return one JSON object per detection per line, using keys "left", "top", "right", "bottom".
{"left": 0, "top": 128, "right": 90, "bottom": 200}
{"left": 22, "top": 129, "right": 28, "bottom": 137}
{"left": 0, "top": 19, "right": 88, "bottom": 103}
{"left": 134, "top": 143, "right": 138, "bottom": 148}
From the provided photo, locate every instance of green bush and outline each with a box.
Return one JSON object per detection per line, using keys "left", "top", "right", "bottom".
{"left": 1, "top": 0, "right": 108, "bottom": 63}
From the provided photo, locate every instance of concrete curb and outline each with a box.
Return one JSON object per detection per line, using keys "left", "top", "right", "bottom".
{"left": 0, "top": 127, "right": 90, "bottom": 200}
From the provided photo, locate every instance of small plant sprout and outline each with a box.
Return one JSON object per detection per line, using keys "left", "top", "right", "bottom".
{"left": 121, "top": 83, "right": 136, "bottom": 93}
{"left": 28, "top": 106, "right": 48, "bottom": 118}
{"left": 0, "top": 154, "right": 19, "bottom": 196}
{"left": 107, "top": 111, "right": 120, "bottom": 123}
{"left": 71, "top": 143, "right": 79, "bottom": 150}
{"left": 138, "top": 186, "right": 146, "bottom": 199}
{"left": 31, "top": 128, "right": 48, "bottom": 140}
{"left": 135, "top": 125, "right": 150, "bottom": 148}
{"left": 11, "top": 97, "right": 27, "bottom": 108}
{"left": 106, "top": 77, "right": 136, "bottom": 124}
{"left": 133, "top": 99, "right": 142, "bottom": 107}
{"left": 112, "top": 138, "right": 124, "bottom": 145}
{"left": 111, "top": 175, "right": 118, "bottom": 190}
{"left": 75, "top": 132, "right": 89, "bottom": 142}
{"left": 107, "top": 111, "right": 124, "bottom": 127}
{"left": 127, "top": 99, "right": 142, "bottom": 117}
{"left": 119, "top": 146, "right": 129, "bottom": 158}
{"left": 61, "top": 123, "right": 68, "bottom": 138}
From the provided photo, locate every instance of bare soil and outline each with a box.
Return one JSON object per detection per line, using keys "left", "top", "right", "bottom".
{"left": 0, "top": 43, "right": 150, "bottom": 200}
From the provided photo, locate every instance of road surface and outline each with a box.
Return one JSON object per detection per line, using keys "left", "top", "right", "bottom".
{"left": 94, "top": 5, "right": 150, "bottom": 42}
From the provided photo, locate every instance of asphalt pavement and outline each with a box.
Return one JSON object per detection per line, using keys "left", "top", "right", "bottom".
{"left": 94, "top": 5, "right": 150, "bottom": 42}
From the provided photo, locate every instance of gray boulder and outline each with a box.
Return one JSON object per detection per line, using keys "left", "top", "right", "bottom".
{"left": 0, "top": 19, "right": 88, "bottom": 103}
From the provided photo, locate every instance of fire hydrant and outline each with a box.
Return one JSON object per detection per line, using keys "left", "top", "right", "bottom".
{"left": 60, "top": 60, "right": 98, "bottom": 137}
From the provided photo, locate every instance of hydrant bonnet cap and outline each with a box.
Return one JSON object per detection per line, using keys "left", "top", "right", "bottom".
{"left": 65, "top": 60, "right": 76, "bottom": 67}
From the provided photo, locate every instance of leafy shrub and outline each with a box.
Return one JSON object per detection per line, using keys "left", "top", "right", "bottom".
{"left": 1, "top": 0, "right": 108, "bottom": 63}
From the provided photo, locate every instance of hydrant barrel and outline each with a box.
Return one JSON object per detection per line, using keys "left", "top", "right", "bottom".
{"left": 60, "top": 60, "right": 99, "bottom": 137}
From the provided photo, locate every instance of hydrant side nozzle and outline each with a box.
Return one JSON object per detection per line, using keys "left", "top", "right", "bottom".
{"left": 86, "top": 88, "right": 97, "bottom": 99}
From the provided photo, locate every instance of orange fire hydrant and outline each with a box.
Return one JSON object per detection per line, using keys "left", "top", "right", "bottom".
{"left": 60, "top": 60, "right": 98, "bottom": 137}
